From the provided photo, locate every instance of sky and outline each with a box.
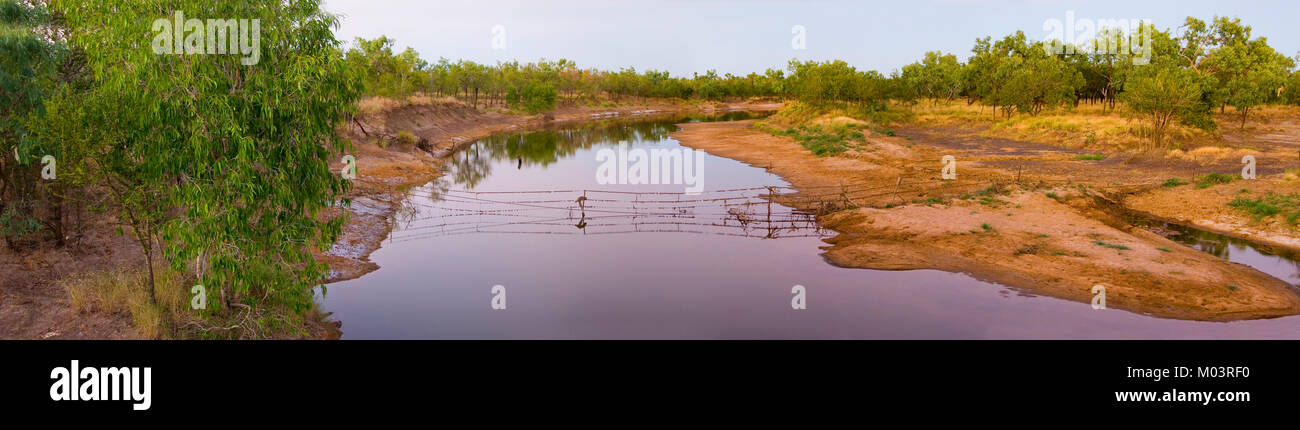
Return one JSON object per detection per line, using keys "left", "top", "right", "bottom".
{"left": 320, "top": 0, "right": 1300, "bottom": 76}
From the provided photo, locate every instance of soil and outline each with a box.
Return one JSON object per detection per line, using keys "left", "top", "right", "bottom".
{"left": 670, "top": 119, "right": 1300, "bottom": 321}
{"left": 0, "top": 216, "right": 143, "bottom": 339}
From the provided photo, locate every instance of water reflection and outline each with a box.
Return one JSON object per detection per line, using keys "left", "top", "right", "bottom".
{"left": 1137, "top": 219, "right": 1300, "bottom": 286}
{"left": 441, "top": 112, "right": 771, "bottom": 192}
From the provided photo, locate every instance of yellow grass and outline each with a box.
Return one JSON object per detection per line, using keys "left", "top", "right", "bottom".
{"left": 906, "top": 100, "right": 1228, "bottom": 151}
{"left": 357, "top": 93, "right": 461, "bottom": 116}
{"left": 63, "top": 265, "right": 187, "bottom": 339}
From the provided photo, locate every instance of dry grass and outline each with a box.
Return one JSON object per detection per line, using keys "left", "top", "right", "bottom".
{"left": 357, "top": 93, "right": 461, "bottom": 116}
{"left": 63, "top": 264, "right": 187, "bottom": 339}
{"left": 906, "top": 100, "right": 1229, "bottom": 151}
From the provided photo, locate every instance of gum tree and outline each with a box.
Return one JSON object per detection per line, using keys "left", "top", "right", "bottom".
{"left": 1121, "top": 64, "right": 1204, "bottom": 148}
{"left": 51, "top": 0, "right": 363, "bottom": 315}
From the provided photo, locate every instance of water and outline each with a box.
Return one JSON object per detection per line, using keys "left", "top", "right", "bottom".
{"left": 1135, "top": 220, "right": 1300, "bottom": 287}
{"left": 321, "top": 115, "right": 1300, "bottom": 339}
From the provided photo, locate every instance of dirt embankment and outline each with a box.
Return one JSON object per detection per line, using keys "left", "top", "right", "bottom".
{"left": 670, "top": 120, "right": 1300, "bottom": 321}
{"left": 897, "top": 105, "right": 1300, "bottom": 254}
{"left": 320, "top": 99, "right": 783, "bottom": 282}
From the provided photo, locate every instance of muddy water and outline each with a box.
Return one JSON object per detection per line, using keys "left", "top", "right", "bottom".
{"left": 321, "top": 115, "right": 1300, "bottom": 339}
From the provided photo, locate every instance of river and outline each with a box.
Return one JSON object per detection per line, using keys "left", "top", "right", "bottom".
{"left": 321, "top": 113, "right": 1300, "bottom": 339}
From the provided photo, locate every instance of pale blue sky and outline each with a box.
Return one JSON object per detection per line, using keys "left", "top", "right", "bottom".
{"left": 321, "top": 0, "right": 1300, "bottom": 76}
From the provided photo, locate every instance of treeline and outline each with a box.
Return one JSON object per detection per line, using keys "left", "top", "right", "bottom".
{"left": 354, "top": 16, "right": 1298, "bottom": 147}
{"left": 344, "top": 35, "right": 788, "bottom": 109}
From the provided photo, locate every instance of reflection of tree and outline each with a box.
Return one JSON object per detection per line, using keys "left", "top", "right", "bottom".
{"left": 1163, "top": 222, "right": 1300, "bottom": 283}
{"left": 440, "top": 114, "right": 738, "bottom": 189}
{"left": 447, "top": 142, "right": 495, "bottom": 189}
{"left": 436, "top": 112, "right": 777, "bottom": 192}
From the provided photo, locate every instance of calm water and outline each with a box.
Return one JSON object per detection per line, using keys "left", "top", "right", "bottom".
{"left": 321, "top": 115, "right": 1300, "bottom": 339}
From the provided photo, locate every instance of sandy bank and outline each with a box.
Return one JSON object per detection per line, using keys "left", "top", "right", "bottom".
{"left": 670, "top": 120, "right": 1300, "bottom": 321}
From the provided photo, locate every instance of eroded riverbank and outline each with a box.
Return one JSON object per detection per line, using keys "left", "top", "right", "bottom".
{"left": 669, "top": 120, "right": 1300, "bottom": 321}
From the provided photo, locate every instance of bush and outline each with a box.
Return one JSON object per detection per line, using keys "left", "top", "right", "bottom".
{"left": 521, "top": 83, "right": 558, "bottom": 114}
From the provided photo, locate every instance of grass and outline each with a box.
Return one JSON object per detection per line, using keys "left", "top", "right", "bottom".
{"left": 63, "top": 265, "right": 186, "bottom": 339}
{"left": 1195, "top": 172, "right": 1235, "bottom": 189}
{"left": 63, "top": 264, "right": 330, "bottom": 339}
{"left": 1071, "top": 153, "right": 1106, "bottom": 161}
{"left": 765, "top": 122, "right": 866, "bottom": 157}
{"left": 1094, "top": 240, "right": 1131, "bottom": 251}
{"left": 1227, "top": 192, "right": 1300, "bottom": 226}
{"left": 1162, "top": 177, "right": 1189, "bottom": 188}
{"left": 1157, "top": 247, "right": 1172, "bottom": 253}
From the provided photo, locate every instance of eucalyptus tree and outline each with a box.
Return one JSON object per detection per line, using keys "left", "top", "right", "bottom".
{"left": 1121, "top": 64, "right": 1204, "bottom": 148}
{"left": 51, "top": 0, "right": 363, "bottom": 312}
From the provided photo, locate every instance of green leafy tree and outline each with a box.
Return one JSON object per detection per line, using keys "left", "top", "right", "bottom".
{"left": 1121, "top": 64, "right": 1205, "bottom": 147}
{"left": 520, "top": 83, "right": 557, "bottom": 114}
{"left": 51, "top": 0, "right": 363, "bottom": 316}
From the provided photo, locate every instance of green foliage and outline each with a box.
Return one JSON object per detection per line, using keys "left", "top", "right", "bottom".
{"left": 1094, "top": 240, "right": 1131, "bottom": 250}
{"left": 1284, "top": 71, "right": 1300, "bottom": 105}
{"left": 520, "top": 82, "right": 557, "bottom": 114}
{"left": 1071, "top": 154, "right": 1106, "bottom": 161}
{"left": 785, "top": 59, "right": 888, "bottom": 109}
{"left": 900, "top": 51, "right": 964, "bottom": 102}
{"left": 344, "top": 36, "right": 427, "bottom": 99}
{"left": 767, "top": 122, "right": 865, "bottom": 156}
{"left": 51, "top": 0, "right": 363, "bottom": 313}
{"left": 1228, "top": 193, "right": 1300, "bottom": 226}
{"left": 0, "top": 0, "right": 68, "bottom": 249}
{"left": 1121, "top": 64, "right": 1206, "bottom": 147}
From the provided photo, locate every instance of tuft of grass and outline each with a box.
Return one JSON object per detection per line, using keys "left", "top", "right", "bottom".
{"left": 1162, "top": 177, "right": 1188, "bottom": 188}
{"left": 62, "top": 265, "right": 186, "bottom": 339}
{"left": 1014, "top": 244, "right": 1040, "bottom": 255}
{"left": 1071, "top": 153, "right": 1106, "bottom": 161}
{"left": 1157, "top": 247, "right": 1172, "bottom": 253}
{"left": 981, "top": 223, "right": 994, "bottom": 232}
{"left": 395, "top": 130, "right": 418, "bottom": 146}
{"left": 1195, "top": 172, "right": 1234, "bottom": 189}
{"left": 1094, "top": 240, "right": 1131, "bottom": 250}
